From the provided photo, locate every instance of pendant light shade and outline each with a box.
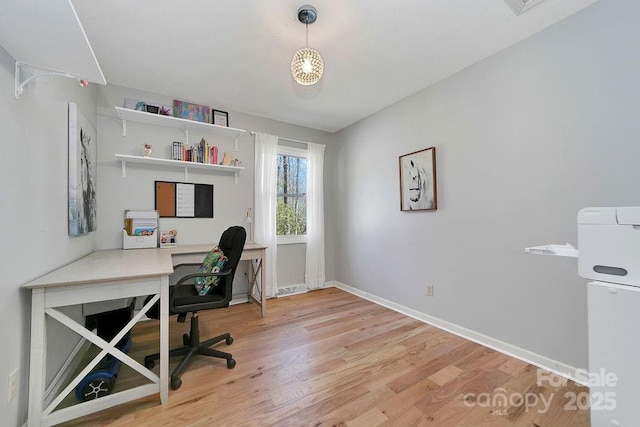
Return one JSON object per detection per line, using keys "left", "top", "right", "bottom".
{"left": 291, "top": 47, "right": 324, "bottom": 86}
{"left": 291, "top": 5, "right": 324, "bottom": 86}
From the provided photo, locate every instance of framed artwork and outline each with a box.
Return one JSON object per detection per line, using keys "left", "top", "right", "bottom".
{"left": 68, "top": 103, "right": 97, "bottom": 235}
{"left": 173, "top": 99, "right": 210, "bottom": 123}
{"left": 212, "top": 109, "right": 229, "bottom": 127}
{"left": 399, "top": 147, "right": 437, "bottom": 211}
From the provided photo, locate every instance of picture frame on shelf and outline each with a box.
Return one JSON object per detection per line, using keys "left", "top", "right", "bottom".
{"left": 124, "top": 98, "right": 173, "bottom": 116}
{"left": 173, "top": 99, "right": 211, "bottom": 123}
{"left": 399, "top": 147, "right": 437, "bottom": 211}
{"left": 212, "top": 109, "right": 229, "bottom": 127}
{"left": 145, "top": 104, "right": 160, "bottom": 114}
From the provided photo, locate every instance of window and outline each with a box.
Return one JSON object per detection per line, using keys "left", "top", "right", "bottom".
{"left": 276, "top": 146, "right": 307, "bottom": 243}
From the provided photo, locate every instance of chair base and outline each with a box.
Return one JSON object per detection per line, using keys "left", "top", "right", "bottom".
{"left": 144, "top": 313, "right": 236, "bottom": 390}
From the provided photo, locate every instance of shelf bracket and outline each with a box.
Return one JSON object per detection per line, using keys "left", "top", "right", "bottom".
{"left": 120, "top": 159, "right": 127, "bottom": 178}
{"left": 235, "top": 171, "right": 239, "bottom": 184}
{"left": 184, "top": 166, "right": 189, "bottom": 181}
{"left": 121, "top": 117, "right": 127, "bottom": 138}
{"left": 14, "top": 61, "right": 88, "bottom": 99}
{"left": 234, "top": 135, "right": 239, "bottom": 152}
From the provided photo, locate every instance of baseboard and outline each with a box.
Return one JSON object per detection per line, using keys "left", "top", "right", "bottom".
{"left": 334, "top": 281, "right": 587, "bottom": 386}
{"left": 231, "top": 294, "right": 249, "bottom": 305}
{"left": 44, "top": 338, "right": 90, "bottom": 406}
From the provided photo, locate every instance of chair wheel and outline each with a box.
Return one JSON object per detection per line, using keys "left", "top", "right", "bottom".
{"left": 171, "top": 376, "right": 182, "bottom": 390}
{"left": 183, "top": 333, "right": 190, "bottom": 347}
{"left": 144, "top": 359, "right": 155, "bottom": 370}
{"left": 227, "top": 358, "right": 236, "bottom": 369}
{"left": 226, "top": 336, "right": 234, "bottom": 345}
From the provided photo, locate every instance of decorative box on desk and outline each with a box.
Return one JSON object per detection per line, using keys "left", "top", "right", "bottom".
{"left": 159, "top": 230, "right": 178, "bottom": 248}
{"left": 123, "top": 210, "right": 159, "bottom": 249}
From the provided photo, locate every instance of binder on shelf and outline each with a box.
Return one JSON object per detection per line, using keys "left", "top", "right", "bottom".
{"left": 123, "top": 210, "right": 159, "bottom": 249}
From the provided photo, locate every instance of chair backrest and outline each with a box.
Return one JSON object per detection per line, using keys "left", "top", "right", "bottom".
{"left": 218, "top": 226, "right": 247, "bottom": 285}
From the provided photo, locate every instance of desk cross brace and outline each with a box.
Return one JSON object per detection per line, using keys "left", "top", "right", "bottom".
{"left": 248, "top": 258, "right": 263, "bottom": 306}
{"left": 40, "top": 296, "right": 160, "bottom": 424}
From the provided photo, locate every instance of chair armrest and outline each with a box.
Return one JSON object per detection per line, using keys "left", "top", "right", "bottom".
{"left": 174, "top": 269, "right": 232, "bottom": 288}
{"left": 173, "top": 262, "right": 205, "bottom": 269}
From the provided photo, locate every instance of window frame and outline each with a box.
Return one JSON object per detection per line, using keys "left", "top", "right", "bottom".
{"left": 276, "top": 144, "right": 308, "bottom": 245}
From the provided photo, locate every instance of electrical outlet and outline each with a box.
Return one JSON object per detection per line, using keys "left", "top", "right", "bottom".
{"left": 7, "top": 368, "right": 18, "bottom": 402}
{"left": 425, "top": 284, "right": 434, "bottom": 297}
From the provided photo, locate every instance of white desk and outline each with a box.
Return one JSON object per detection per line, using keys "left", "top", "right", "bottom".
{"left": 23, "top": 249, "right": 174, "bottom": 427}
{"left": 170, "top": 243, "right": 268, "bottom": 316}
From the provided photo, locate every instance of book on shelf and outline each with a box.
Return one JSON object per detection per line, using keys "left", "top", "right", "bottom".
{"left": 172, "top": 140, "right": 221, "bottom": 165}
{"left": 211, "top": 146, "right": 218, "bottom": 165}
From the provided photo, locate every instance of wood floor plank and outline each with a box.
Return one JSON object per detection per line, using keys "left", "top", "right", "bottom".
{"left": 59, "top": 288, "right": 590, "bottom": 426}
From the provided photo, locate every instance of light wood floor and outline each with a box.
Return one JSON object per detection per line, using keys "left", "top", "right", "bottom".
{"left": 60, "top": 288, "right": 589, "bottom": 426}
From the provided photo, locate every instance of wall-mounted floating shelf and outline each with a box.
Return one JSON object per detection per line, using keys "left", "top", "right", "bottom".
{"left": 115, "top": 154, "right": 244, "bottom": 183}
{"left": 115, "top": 107, "right": 246, "bottom": 150}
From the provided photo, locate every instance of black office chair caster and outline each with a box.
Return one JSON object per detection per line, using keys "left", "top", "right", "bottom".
{"left": 144, "top": 358, "right": 155, "bottom": 370}
{"left": 227, "top": 358, "right": 236, "bottom": 369}
{"left": 171, "top": 376, "right": 182, "bottom": 390}
{"left": 226, "top": 336, "right": 233, "bottom": 345}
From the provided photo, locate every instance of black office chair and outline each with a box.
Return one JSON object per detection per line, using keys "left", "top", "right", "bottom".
{"left": 144, "top": 226, "right": 246, "bottom": 390}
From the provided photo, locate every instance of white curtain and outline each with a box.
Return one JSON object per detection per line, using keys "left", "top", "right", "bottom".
{"left": 254, "top": 132, "right": 279, "bottom": 298}
{"left": 305, "top": 142, "right": 326, "bottom": 290}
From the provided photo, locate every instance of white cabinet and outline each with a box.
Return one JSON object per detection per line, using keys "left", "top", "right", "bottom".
{"left": 587, "top": 281, "right": 640, "bottom": 426}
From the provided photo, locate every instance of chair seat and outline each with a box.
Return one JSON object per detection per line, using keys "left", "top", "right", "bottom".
{"left": 172, "top": 285, "right": 227, "bottom": 308}
{"left": 145, "top": 285, "right": 228, "bottom": 318}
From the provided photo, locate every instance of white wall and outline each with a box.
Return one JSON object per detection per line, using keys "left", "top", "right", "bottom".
{"left": 0, "top": 46, "right": 98, "bottom": 426}
{"left": 96, "top": 85, "right": 335, "bottom": 296}
{"left": 333, "top": 0, "right": 640, "bottom": 370}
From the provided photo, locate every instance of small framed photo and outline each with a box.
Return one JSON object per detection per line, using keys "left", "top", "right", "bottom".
{"left": 145, "top": 104, "right": 160, "bottom": 114}
{"left": 212, "top": 110, "right": 229, "bottom": 127}
{"left": 399, "top": 147, "right": 437, "bottom": 211}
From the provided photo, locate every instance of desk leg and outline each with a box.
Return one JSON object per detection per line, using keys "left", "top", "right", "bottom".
{"left": 27, "top": 289, "right": 46, "bottom": 427}
{"left": 159, "top": 275, "right": 169, "bottom": 404}
{"left": 260, "top": 249, "right": 266, "bottom": 317}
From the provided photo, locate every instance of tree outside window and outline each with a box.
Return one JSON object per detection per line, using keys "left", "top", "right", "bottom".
{"left": 276, "top": 153, "right": 307, "bottom": 237}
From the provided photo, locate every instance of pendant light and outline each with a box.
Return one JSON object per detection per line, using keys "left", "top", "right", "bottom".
{"left": 291, "top": 5, "right": 324, "bottom": 86}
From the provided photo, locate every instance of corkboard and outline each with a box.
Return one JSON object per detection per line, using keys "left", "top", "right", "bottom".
{"left": 155, "top": 182, "right": 176, "bottom": 217}
{"left": 154, "top": 181, "right": 214, "bottom": 218}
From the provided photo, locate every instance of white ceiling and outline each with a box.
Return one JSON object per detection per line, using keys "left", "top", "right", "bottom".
{"left": 72, "top": 0, "right": 599, "bottom": 132}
